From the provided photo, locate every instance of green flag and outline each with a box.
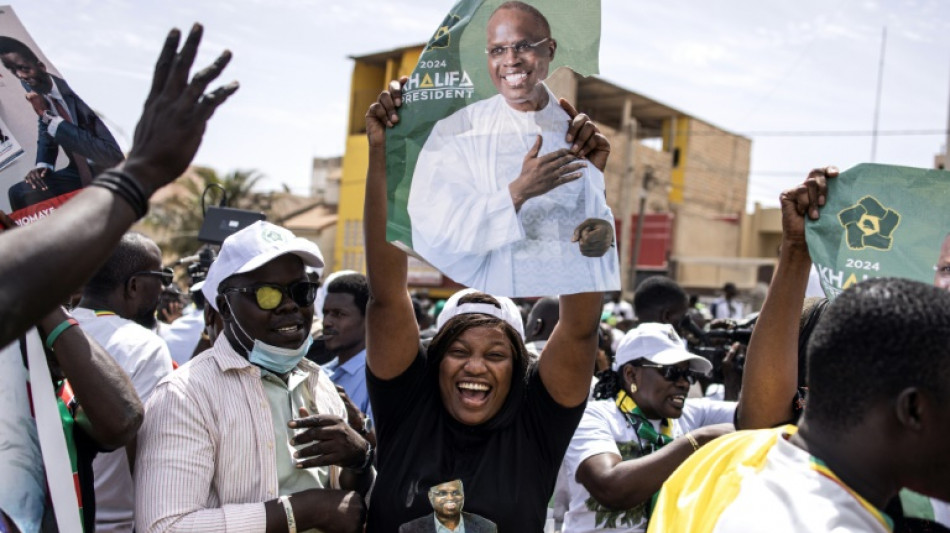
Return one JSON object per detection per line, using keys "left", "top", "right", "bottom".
{"left": 384, "top": 0, "right": 617, "bottom": 297}
{"left": 805, "top": 163, "right": 950, "bottom": 299}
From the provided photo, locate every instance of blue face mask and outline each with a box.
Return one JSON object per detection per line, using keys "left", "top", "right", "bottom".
{"left": 225, "top": 296, "right": 313, "bottom": 374}
{"left": 248, "top": 335, "right": 313, "bottom": 374}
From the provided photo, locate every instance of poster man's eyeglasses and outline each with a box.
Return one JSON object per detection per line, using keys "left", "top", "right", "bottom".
{"left": 485, "top": 38, "right": 550, "bottom": 58}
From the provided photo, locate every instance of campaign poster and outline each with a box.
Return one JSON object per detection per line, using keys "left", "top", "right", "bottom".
{"left": 385, "top": 0, "right": 620, "bottom": 297}
{"left": 0, "top": 5, "right": 123, "bottom": 227}
{"left": 805, "top": 163, "right": 950, "bottom": 299}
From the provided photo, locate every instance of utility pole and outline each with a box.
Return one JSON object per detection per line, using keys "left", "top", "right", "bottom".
{"left": 618, "top": 99, "right": 637, "bottom": 300}
{"left": 629, "top": 167, "right": 654, "bottom": 290}
{"left": 871, "top": 26, "right": 887, "bottom": 162}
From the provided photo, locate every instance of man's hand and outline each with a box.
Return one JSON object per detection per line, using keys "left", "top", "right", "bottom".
{"left": 572, "top": 218, "right": 614, "bottom": 257}
{"left": 159, "top": 300, "right": 183, "bottom": 323}
{"left": 121, "top": 24, "right": 238, "bottom": 196}
{"left": 508, "top": 136, "right": 585, "bottom": 212}
{"left": 560, "top": 99, "right": 610, "bottom": 172}
{"left": 779, "top": 166, "right": 838, "bottom": 252}
{"left": 365, "top": 77, "right": 407, "bottom": 149}
{"left": 25, "top": 91, "right": 49, "bottom": 117}
{"left": 24, "top": 167, "right": 49, "bottom": 191}
{"left": 335, "top": 385, "right": 365, "bottom": 431}
{"left": 289, "top": 408, "right": 368, "bottom": 469}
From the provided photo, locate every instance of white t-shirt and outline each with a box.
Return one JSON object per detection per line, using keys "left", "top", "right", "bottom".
{"left": 647, "top": 427, "right": 893, "bottom": 533}
{"left": 407, "top": 87, "right": 620, "bottom": 297}
{"left": 74, "top": 308, "right": 174, "bottom": 533}
{"left": 159, "top": 307, "right": 205, "bottom": 366}
{"left": 562, "top": 398, "right": 736, "bottom": 533}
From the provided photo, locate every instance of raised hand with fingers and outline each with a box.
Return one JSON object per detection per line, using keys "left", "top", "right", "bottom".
{"left": 560, "top": 98, "right": 610, "bottom": 172}
{"left": 365, "top": 76, "right": 407, "bottom": 149}
{"left": 779, "top": 166, "right": 839, "bottom": 251}
{"left": 122, "top": 23, "right": 239, "bottom": 195}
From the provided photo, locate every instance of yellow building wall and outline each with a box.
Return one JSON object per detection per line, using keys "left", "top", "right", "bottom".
{"left": 664, "top": 116, "right": 689, "bottom": 205}
{"left": 335, "top": 47, "right": 424, "bottom": 273}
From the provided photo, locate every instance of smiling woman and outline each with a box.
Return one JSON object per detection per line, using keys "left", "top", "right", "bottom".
{"left": 561, "top": 323, "right": 736, "bottom": 533}
{"left": 363, "top": 61, "right": 605, "bottom": 532}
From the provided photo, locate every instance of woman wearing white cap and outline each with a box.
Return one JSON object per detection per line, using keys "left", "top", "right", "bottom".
{"left": 561, "top": 322, "right": 735, "bottom": 532}
{"left": 362, "top": 85, "right": 605, "bottom": 531}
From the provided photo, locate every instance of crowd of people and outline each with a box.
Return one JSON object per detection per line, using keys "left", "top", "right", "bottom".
{"left": 3, "top": 10, "right": 950, "bottom": 533}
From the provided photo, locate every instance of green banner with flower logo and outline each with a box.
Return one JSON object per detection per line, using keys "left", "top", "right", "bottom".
{"left": 805, "top": 163, "right": 950, "bottom": 299}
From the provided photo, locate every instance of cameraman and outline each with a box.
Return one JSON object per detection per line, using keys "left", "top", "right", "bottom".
{"left": 159, "top": 248, "right": 215, "bottom": 365}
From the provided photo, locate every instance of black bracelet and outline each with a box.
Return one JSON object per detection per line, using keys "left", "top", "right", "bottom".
{"left": 90, "top": 170, "right": 149, "bottom": 219}
{"left": 103, "top": 169, "right": 148, "bottom": 205}
{"left": 97, "top": 172, "right": 147, "bottom": 210}
{"left": 347, "top": 442, "right": 374, "bottom": 474}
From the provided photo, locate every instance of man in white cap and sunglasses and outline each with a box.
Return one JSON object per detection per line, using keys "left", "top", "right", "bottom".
{"left": 560, "top": 322, "right": 735, "bottom": 532}
{"left": 135, "top": 221, "right": 370, "bottom": 532}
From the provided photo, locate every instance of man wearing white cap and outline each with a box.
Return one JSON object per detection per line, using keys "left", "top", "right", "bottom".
{"left": 135, "top": 221, "right": 370, "bottom": 533}
{"left": 561, "top": 322, "right": 735, "bottom": 532}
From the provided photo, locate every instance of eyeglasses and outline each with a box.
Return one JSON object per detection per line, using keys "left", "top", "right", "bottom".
{"left": 636, "top": 363, "right": 705, "bottom": 385}
{"left": 131, "top": 267, "right": 174, "bottom": 287}
{"left": 485, "top": 37, "right": 549, "bottom": 58}
{"left": 223, "top": 281, "right": 318, "bottom": 310}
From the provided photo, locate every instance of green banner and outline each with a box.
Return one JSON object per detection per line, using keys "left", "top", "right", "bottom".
{"left": 805, "top": 163, "right": 950, "bottom": 299}
{"left": 385, "top": 0, "right": 617, "bottom": 297}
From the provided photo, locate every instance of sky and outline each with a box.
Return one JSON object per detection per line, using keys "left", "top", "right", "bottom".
{"left": 10, "top": 0, "right": 950, "bottom": 211}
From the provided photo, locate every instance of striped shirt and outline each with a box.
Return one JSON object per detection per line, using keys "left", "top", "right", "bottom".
{"left": 135, "top": 335, "right": 345, "bottom": 532}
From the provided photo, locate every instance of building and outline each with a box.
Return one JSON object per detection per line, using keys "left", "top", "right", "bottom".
{"left": 336, "top": 44, "right": 754, "bottom": 297}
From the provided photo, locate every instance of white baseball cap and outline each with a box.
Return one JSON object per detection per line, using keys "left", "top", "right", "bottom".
{"left": 436, "top": 288, "right": 525, "bottom": 340}
{"left": 613, "top": 322, "right": 712, "bottom": 375}
{"left": 202, "top": 221, "right": 324, "bottom": 310}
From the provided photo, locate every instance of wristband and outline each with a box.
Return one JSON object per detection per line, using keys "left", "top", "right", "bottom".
{"left": 685, "top": 432, "right": 700, "bottom": 452}
{"left": 90, "top": 170, "right": 149, "bottom": 219}
{"left": 45, "top": 318, "right": 78, "bottom": 350}
{"left": 348, "top": 441, "right": 374, "bottom": 474}
{"left": 279, "top": 495, "right": 297, "bottom": 533}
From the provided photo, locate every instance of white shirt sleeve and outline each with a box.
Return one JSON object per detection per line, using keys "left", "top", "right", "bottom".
{"left": 677, "top": 398, "right": 737, "bottom": 435}
{"left": 564, "top": 401, "right": 623, "bottom": 476}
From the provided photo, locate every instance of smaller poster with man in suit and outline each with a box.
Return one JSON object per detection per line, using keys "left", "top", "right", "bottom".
{"left": 0, "top": 5, "right": 123, "bottom": 226}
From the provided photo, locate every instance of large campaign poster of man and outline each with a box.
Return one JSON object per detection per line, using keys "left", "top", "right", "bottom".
{"left": 385, "top": 0, "right": 620, "bottom": 297}
{"left": 0, "top": 5, "right": 123, "bottom": 227}
{"left": 805, "top": 163, "right": 950, "bottom": 299}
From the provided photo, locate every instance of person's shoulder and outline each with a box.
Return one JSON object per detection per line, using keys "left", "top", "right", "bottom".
{"left": 397, "top": 513, "right": 433, "bottom": 532}
{"left": 463, "top": 511, "right": 497, "bottom": 528}
{"left": 93, "top": 314, "right": 167, "bottom": 351}
{"left": 583, "top": 398, "right": 622, "bottom": 421}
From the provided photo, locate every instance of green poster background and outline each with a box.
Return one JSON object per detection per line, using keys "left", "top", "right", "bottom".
{"left": 805, "top": 163, "right": 950, "bottom": 299}
{"left": 384, "top": 0, "right": 602, "bottom": 248}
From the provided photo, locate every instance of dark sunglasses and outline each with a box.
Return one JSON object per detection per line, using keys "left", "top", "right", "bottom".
{"left": 224, "top": 281, "right": 318, "bottom": 310}
{"left": 131, "top": 267, "right": 174, "bottom": 287}
{"left": 637, "top": 363, "right": 705, "bottom": 385}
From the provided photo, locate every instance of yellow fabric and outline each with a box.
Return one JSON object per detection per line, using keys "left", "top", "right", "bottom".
{"left": 647, "top": 426, "right": 795, "bottom": 533}
{"left": 615, "top": 391, "right": 674, "bottom": 440}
